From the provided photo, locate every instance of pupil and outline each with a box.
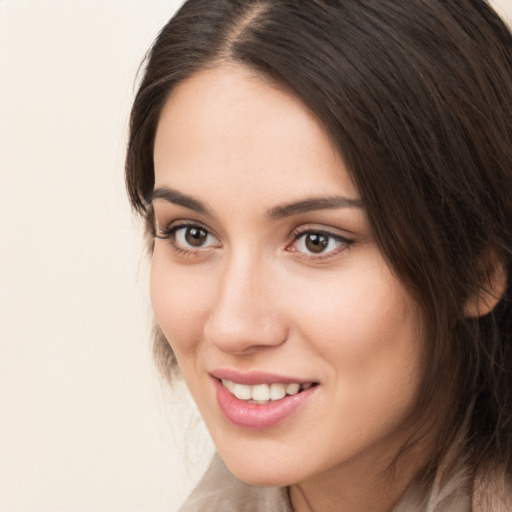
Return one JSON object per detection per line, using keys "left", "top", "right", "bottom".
{"left": 185, "top": 227, "right": 207, "bottom": 246}
{"left": 305, "top": 233, "right": 329, "bottom": 253}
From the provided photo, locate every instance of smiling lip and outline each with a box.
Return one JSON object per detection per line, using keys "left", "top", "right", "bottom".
{"left": 211, "top": 370, "right": 318, "bottom": 429}
{"left": 211, "top": 369, "right": 313, "bottom": 385}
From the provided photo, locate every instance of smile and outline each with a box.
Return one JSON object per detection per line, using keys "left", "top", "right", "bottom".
{"left": 213, "top": 374, "right": 319, "bottom": 429}
{"left": 221, "top": 378, "right": 315, "bottom": 404}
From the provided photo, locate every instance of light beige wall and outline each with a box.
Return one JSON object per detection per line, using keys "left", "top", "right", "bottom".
{"left": 496, "top": 0, "right": 512, "bottom": 22}
{"left": 0, "top": 1, "right": 510, "bottom": 511}
{"left": 0, "top": 2, "right": 214, "bottom": 511}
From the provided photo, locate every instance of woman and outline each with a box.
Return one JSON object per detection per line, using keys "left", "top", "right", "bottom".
{"left": 125, "top": 1, "right": 512, "bottom": 510}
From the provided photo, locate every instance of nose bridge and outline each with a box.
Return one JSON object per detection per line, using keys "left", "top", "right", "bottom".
{"left": 204, "top": 246, "right": 287, "bottom": 353}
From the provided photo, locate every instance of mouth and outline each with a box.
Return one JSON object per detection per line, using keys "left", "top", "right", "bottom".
{"left": 211, "top": 373, "right": 319, "bottom": 429}
{"left": 220, "top": 378, "right": 318, "bottom": 404}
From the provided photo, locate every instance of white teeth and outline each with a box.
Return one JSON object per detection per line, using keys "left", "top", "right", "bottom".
{"left": 285, "top": 383, "right": 300, "bottom": 395}
{"left": 222, "top": 379, "right": 235, "bottom": 393}
{"left": 251, "top": 384, "right": 270, "bottom": 401}
{"left": 221, "top": 379, "right": 313, "bottom": 402}
{"left": 269, "top": 383, "right": 286, "bottom": 400}
{"left": 233, "top": 383, "right": 252, "bottom": 400}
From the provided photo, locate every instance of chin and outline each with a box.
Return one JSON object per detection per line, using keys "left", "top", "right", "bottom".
{"left": 229, "top": 465, "right": 294, "bottom": 488}
{"left": 217, "top": 449, "right": 305, "bottom": 488}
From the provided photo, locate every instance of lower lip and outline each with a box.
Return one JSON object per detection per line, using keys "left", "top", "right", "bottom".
{"left": 214, "top": 379, "right": 317, "bottom": 430}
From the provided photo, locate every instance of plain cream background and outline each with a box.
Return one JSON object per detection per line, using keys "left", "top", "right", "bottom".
{"left": 0, "top": 1, "right": 511, "bottom": 511}
{"left": 0, "top": 1, "right": 215, "bottom": 511}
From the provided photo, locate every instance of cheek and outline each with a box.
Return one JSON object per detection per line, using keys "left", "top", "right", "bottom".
{"left": 149, "top": 250, "right": 212, "bottom": 357}
{"left": 286, "top": 268, "right": 422, "bottom": 453}
{"left": 288, "top": 258, "right": 421, "bottom": 390}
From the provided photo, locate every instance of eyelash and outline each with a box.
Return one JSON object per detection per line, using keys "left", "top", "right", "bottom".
{"left": 155, "top": 222, "right": 220, "bottom": 257}
{"left": 155, "top": 223, "right": 354, "bottom": 260}
{"left": 287, "top": 228, "right": 354, "bottom": 260}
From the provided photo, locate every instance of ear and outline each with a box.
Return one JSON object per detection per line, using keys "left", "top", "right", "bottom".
{"left": 464, "top": 252, "right": 507, "bottom": 318}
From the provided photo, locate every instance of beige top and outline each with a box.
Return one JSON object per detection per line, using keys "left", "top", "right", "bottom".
{"left": 178, "top": 454, "right": 493, "bottom": 512}
{"left": 179, "top": 455, "right": 293, "bottom": 512}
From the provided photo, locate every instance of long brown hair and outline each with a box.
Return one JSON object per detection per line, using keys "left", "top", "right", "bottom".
{"left": 126, "top": 0, "right": 512, "bottom": 490}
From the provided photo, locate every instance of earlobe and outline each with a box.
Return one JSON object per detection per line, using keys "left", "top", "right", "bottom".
{"left": 464, "top": 256, "right": 507, "bottom": 318}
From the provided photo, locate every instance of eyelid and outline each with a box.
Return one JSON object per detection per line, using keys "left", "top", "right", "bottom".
{"left": 286, "top": 226, "right": 354, "bottom": 259}
{"left": 155, "top": 220, "right": 221, "bottom": 251}
{"left": 156, "top": 219, "right": 213, "bottom": 237}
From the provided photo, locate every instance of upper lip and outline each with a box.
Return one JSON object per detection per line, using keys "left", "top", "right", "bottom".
{"left": 210, "top": 369, "right": 316, "bottom": 385}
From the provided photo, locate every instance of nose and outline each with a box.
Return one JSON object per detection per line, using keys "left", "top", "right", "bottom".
{"left": 203, "top": 250, "right": 288, "bottom": 355}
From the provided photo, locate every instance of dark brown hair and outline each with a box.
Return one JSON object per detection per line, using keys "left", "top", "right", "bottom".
{"left": 126, "top": 0, "right": 512, "bottom": 488}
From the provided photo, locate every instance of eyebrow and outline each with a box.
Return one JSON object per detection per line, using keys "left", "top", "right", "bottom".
{"left": 151, "top": 187, "right": 212, "bottom": 216}
{"left": 267, "top": 196, "right": 364, "bottom": 220}
{"left": 151, "top": 186, "right": 364, "bottom": 219}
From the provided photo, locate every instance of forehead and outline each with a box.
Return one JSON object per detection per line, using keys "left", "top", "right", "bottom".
{"left": 153, "top": 64, "right": 359, "bottom": 204}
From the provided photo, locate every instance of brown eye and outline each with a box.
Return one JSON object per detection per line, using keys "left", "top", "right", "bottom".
{"left": 304, "top": 233, "right": 330, "bottom": 253}
{"left": 162, "top": 224, "right": 220, "bottom": 251}
{"left": 289, "top": 230, "right": 352, "bottom": 258}
{"left": 185, "top": 227, "right": 208, "bottom": 247}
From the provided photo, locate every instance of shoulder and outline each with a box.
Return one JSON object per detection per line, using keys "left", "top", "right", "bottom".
{"left": 473, "top": 466, "right": 512, "bottom": 512}
{"left": 395, "top": 463, "right": 512, "bottom": 512}
{"left": 179, "top": 454, "right": 292, "bottom": 512}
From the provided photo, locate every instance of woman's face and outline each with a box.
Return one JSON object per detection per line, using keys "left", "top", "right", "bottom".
{"left": 151, "top": 65, "right": 424, "bottom": 487}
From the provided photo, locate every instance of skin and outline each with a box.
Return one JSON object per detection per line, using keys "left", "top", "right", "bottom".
{"left": 151, "top": 65, "right": 429, "bottom": 512}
